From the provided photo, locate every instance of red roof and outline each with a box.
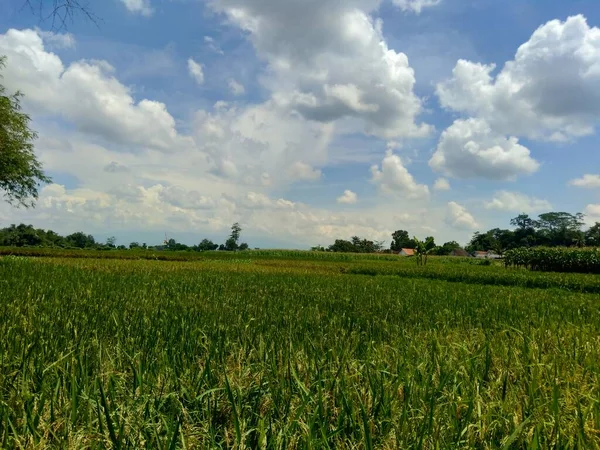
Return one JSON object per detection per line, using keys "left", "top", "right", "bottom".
{"left": 400, "top": 248, "right": 415, "bottom": 256}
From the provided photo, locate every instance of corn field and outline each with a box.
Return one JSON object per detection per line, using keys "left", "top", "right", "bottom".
{"left": 0, "top": 253, "right": 599, "bottom": 448}
{"left": 504, "top": 247, "right": 600, "bottom": 274}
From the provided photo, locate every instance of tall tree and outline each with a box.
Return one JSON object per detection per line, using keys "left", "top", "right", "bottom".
{"left": 390, "top": 230, "right": 414, "bottom": 251}
{"left": 225, "top": 222, "right": 243, "bottom": 251}
{"left": 0, "top": 56, "right": 50, "bottom": 207}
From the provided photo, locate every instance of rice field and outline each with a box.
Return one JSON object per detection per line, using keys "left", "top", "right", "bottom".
{"left": 0, "top": 253, "right": 599, "bottom": 448}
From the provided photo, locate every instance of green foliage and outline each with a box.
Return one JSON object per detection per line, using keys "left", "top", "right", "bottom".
{"left": 504, "top": 247, "right": 600, "bottom": 274}
{"left": 390, "top": 229, "right": 414, "bottom": 251}
{"left": 0, "top": 255, "right": 598, "bottom": 447}
{"left": 0, "top": 56, "right": 51, "bottom": 207}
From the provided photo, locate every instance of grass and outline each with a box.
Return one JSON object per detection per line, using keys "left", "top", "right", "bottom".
{"left": 0, "top": 253, "right": 599, "bottom": 448}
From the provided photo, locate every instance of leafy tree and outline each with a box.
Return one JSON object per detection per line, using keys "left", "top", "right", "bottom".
{"left": 239, "top": 243, "right": 249, "bottom": 251}
{"left": 586, "top": 222, "right": 600, "bottom": 247}
{"left": 1, "top": 56, "right": 51, "bottom": 207}
{"left": 328, "top": 239, "right": 357, "bottom": 253}
{"left": 106, "top": 236, "right": 116, "bottom": 248}
{"left": 195, "top": 239, "right": 219, "bottom": 252}
{"left": 65, "top": 231, "right": 96, "bottom": 248}
{"left": 390, "top": 230, "right": 414, "bottom": 252}
{"left": 510, "top": 213, "right": 537, "bottom": 231}
{"left": 224, "top": 222, "right": 243, "bottom": 251}
{"left": 433, "top": 241, "right": 460, "bottom": 256}
{"left": 413, "top": 236, "right": 435, "bottom": 266}
{"left": 129, "top": 242, "right": 141, "bottom": 250}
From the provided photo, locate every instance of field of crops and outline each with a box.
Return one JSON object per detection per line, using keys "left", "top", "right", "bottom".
{"left": 1, "top": 252, "right": 599, "bottom": 448}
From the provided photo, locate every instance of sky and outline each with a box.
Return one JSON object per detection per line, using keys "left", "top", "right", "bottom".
{"left": 1, "top": 0, "right": 600, "bottom": 249}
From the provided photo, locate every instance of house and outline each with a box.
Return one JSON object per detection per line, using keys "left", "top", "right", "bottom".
{"left": 399, "top": 248, "right": 415, "bottom": 257}
{"left": 473, "top": 250, "right": 502, "bottom": 259}
{"left": 450, "top": 248, "right": 471, "bottom": 257}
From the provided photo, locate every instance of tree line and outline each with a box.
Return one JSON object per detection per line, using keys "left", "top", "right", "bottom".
{"left": 0, "top": 222, "right": 250, "bottom": 252}
{"left": 316, "top": 212, "right": 600, "bottom": 255}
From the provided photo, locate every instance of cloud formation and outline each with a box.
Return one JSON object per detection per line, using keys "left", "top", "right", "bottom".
{"left": 209, "top": 0, "right": 431, "bottom": 138}
{"left": 485, "top": 191, "right": 552, "bottom": 213}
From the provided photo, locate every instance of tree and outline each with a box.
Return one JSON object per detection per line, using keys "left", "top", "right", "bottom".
{"left": 224, "top": 222, "right": 242, "bottom": 251}
{"left": 239, "top": 243, "right": 249, "bottom": 251}
{"left": 129, "top": 242, "right": 141, "bottom": 250}
{"left": 536, "top": 212, "right": 585, "bottom": 247}
{"left": 106, "top": 236, "right": 116, "bottom": 248}
{"left": 391, "top": 230, "right": 414, "bottom": 252}
{"left": 586, "top": 222, "right": 600, "bottom": 247}
{"left": 21, "top": 0, "right": 99, "bottom": 30}
{"left": 1, "top": 57, "right": 51, "bottom": 207}
{"left": 196, "top": 239, "right": 219, "bottom": 252}
{"left": 413, "top": 236, "right": 435, "bottom": 266}
{"left": 434, "top": 241, "right": 460, "bottom": 256}
{"left": 65, "top": 231, "right": 95, "bottom": 248}
{"left": 510, "top": 213, "right": 537, "bottom": 231}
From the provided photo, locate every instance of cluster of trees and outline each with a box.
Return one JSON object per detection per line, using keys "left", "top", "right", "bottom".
{"left": 317, "top": 212, "right": 600, "bottom": 256}
{"left": 0, "top": 222, "right": 251, "bottom": 252}
{"left": 467, "top": 212, "right": 600, "bottom": 255}
{"left": 316, "top": 230, "right": 461, "bottom": 256}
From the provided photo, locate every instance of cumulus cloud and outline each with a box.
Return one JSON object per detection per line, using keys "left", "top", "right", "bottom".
{"left": 188, "top": 58, "right": 205, "bottom": 85}
{"left": 229, "top": 79, "right": 246, "bottom": 95}
{"left": 209, "top": 0, "right": 431, "bottom": 138}
{"left": 433, "top": 178, "right": 450, "bottom": 191}
{"left": 35, "top": 29, "right": 75, "bottom": 48}
{"left": 485, "top": 191, "right": 552, "bottom": 213}
{"left": 337, "top": 190, "right": 358, "bottom": 204}
{"left": 569, "top": 174, "right": 600, "bottom": 189}
{"left": 0, "top": 29, "right": 184, "bottom": 151}
{"left": 445, "top": 201, "right": 478, "bottom": 230}
{"left": 430, "top": 119, "right": 539, "bottom": 180}
{"left": 437, "top": 15, "right": 600, "bottom": 141}
{"left": 288, "top": 161, "right": 322, "bottom": 181}
{"left": 371, "top": 151, "right": 429, "bottom": 198}
{"left": 193, "top": 101, "right": 332, "bottom": 185}
{"left": 585, "top": 204, "right": 600, "bottom": 224}
{"left": 392, "top": 0, "right": 441, "bottom": 14}
{"left": 120, "top": 0, "right": 153, "bottom": 16}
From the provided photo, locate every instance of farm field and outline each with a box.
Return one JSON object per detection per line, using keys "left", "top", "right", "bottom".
{"left": 0, "top": 251, "right": 599, "bottom": 448}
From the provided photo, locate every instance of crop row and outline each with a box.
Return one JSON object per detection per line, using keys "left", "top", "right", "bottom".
{"left": 504, "top": 247, "right": 600, "bottom": 274}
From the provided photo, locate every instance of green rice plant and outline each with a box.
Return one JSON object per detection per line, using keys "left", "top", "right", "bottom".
{"left": 0, "top": 256, "right": 598, "bottom": 448}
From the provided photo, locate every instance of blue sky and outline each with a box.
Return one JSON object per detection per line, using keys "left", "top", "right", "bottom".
{"left": 1, "top": 0, "right": 600, "bottom": 248}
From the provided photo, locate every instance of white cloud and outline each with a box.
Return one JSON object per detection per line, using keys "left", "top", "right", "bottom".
{"left": 392, "top": 0, "right": 441, "bottom": 14}
{"left": 569, "top": 174, "right": 600, "bottom": 189}
{"left": 120, "top": 0, "right": 153, "bottom": 16}
{"left": 337, "top": 190, "right": 358, "bottom": 204}
{"left": 371, "top": 151, "right": 429, "bottom": 199}
{"left": 229, "top": 79, "right": 246, "bottom": 95}
{"left": 193, "top": 101, "right": 332, "bottom": 185}
{"left": 433, "top": 178, "right": 450, "bottom": 191}
{"left": 209, "top": 0, "right": 431, "bottom": 139}
{"left": 188, "top": 58, "right": 205, "bottom": 85}
{"left": 0, "top": 29, "right": 184, "bottom": 151}
{"left": 35, "top": 29, "right": 75, "bottom": 48}
{"left": 484, "top": 191, "right": 552, "bottom": 213}
{"left": 288, "top": 161, "right": 322, "bottom": 181}
{"left": 584, "top": 204, "right": 600, "bottom": 225}
{"left": 437, "top": 15, "right": 600, "bottom": 141}
{"left": 430, "top": 119, "right": 539, "bottom": 180}
{"left": 445, "top": 201, "right": 478, "bottom": 230}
